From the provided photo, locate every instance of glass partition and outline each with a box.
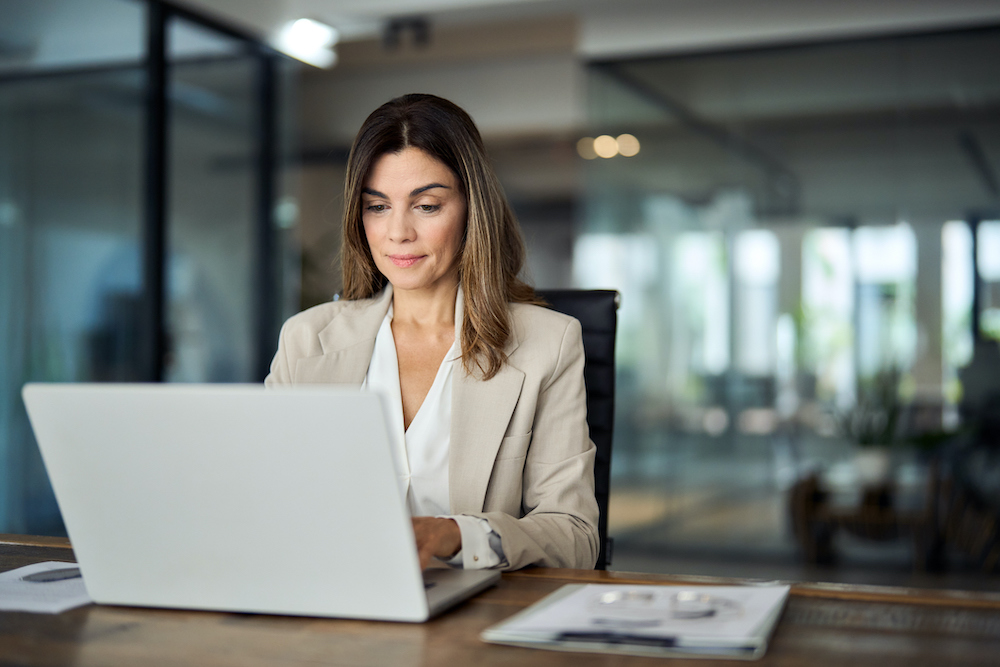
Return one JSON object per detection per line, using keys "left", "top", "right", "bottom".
{"left": 582, "top": 27, "right": 1000, "bottom": 572}
{"left": 0, "top": 0, "right": 146, "bottom": 534}
{"left": 165, "top": 17, "right": 257, "bottom": 382}
{"left": 0, "top": 0, "right": 298, "bottom": 535}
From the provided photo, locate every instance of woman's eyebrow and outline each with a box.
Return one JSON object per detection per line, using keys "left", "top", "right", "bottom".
{"left": 411, "top": 183, "right": 450, "bottom": 196}
{"left": 362, "top": 183, "right": 451, "bottom": 198}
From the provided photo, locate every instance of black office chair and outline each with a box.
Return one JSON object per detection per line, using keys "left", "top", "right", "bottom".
{"left": 537, "top": 289, "right": 619, "bottom": 570}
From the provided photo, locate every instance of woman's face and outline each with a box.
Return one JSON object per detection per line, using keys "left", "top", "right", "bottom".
{"left": 362, "top": 147, "right": 467, "bottom": 298}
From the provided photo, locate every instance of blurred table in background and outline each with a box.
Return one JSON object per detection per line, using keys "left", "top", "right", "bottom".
{"left": 789, "top": 461, "right": 942, "bottom": 570}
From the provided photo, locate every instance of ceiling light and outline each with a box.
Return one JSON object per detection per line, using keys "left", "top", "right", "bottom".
{"left": 616, "top": 133, "right": 640, "bottom": 157}
{"left": 274, "top": 18, "right": 339, "bottom": 68}
{"left": 576, "top": 137, "right": 597, "bottom": 160}
{"left": 593, "top": 135, "right": 618, "bottom": 159}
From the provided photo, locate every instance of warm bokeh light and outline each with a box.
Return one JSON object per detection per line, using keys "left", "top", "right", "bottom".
{"left": 576, "top": 137, "right": 597, "bottom": 160}
{"left": 593, "top": 134, "right": 618, "bottom": 158}
{"left": 616, "top": 133, "right": 640, "bottom": 157}
{"left": 580, "top": 133, "right": 640, "bottom": 159}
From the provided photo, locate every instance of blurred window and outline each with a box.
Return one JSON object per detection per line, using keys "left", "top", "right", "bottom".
{"left": 802, "top": 228, "right": 854, "bottom": 404}
{"left": 671, "top": 231, "right": 730, "bottom": 381}
{"left": 852, "top": 223, "right": 918, "bottom": 380}
{"left": 734, "top": 229, "right": 779, "bottom": 377}
{"left": 942, "top": 221, "right": 974, "bottom": 408}
{"left": 977, "top": 221, "right": 1000, "bottom": 341}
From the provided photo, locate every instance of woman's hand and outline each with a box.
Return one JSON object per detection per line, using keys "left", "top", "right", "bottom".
{"left": 411, "top": 517, "right": 462, "bottom": 569}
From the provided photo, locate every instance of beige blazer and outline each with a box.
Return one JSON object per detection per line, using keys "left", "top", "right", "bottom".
{"left": 265, "top": 287, "right": 599, "bottom": 570}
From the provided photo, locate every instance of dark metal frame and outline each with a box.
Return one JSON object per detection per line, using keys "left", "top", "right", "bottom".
{"left": 253, "top": 51, "right": 279, "bottom": 380}
{"left": 142, "top": 0, "right": 168, "bottom": 381}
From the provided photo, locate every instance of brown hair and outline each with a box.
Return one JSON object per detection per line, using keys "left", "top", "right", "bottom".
{"left": 340, "top": 93, "right": 538, "bottom": 379}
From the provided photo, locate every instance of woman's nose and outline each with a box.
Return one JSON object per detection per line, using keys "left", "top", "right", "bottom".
{"left": 386, "top": 210, "right": 417, "bottom": 242}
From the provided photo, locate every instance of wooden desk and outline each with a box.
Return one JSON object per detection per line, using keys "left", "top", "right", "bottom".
{"left": 3, "top": 535, "right": 1000, "bottom": 666}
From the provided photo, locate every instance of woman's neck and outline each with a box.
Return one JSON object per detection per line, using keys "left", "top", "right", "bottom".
{"left": 390, "top": 281, "right": 459, "bottom": 328}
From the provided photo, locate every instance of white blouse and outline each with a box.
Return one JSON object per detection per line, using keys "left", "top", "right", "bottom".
{"left": 361, "top": 294, "right": 502, "bottom": 569}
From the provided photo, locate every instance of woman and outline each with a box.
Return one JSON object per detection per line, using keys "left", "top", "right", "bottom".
{"left": 266, "top": 94, "right": 598, "bottom": 571}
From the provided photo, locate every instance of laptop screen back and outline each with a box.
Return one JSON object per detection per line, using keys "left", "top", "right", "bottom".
{"left": 23, "top": 383, "right": 431, "bottom": 621}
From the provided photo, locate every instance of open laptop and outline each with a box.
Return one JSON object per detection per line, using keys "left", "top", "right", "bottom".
{"left": 21, "top": 383, "right": 500, "bottom": 622}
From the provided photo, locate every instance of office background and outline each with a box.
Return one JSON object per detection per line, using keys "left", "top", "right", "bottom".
{"left": 3, "top": 0, "right": 1000, "bottom": 588}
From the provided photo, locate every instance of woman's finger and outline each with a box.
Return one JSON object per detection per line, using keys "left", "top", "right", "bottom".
{"left": 412, "top": 517, "right": 461, "bottom": 568}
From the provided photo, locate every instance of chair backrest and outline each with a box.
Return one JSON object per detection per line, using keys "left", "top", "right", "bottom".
{"left": 537, "top": 289, "right": 619, "bottom": 569}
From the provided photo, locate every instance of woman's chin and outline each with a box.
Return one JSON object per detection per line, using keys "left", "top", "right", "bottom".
{"left": 386, "top": 275, "right": 457, "bottom": 295}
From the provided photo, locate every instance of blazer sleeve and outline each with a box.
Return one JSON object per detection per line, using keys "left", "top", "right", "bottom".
{"left": 473, "top": 316, "right": 600, "bottom": 570}
{"left": 263, "top": 318, "right": 293, "bottom": 387}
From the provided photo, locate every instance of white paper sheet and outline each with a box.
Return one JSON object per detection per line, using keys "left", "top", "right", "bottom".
{"left": 496, "top": 584, "right": 788, "bottom": 644}
{"left": 482, "top": 583, "right": 790, "bottom": 659}
{"left": 0, "top": 561, "right": 92, "bottom": 613}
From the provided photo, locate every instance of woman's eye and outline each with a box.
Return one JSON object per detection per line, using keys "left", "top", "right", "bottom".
{"left": 417, "top": 204, "right": 440, "bottom": 213}
{"left": 365, "top": 203, "right": 386, "bottom": 213}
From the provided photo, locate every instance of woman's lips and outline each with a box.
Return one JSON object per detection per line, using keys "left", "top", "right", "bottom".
{"left": 389, "top": 254, "right": 424, "bottom": 268}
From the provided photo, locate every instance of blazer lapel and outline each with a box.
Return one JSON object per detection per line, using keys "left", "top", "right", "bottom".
{"left": 293, "top": 288, "right": 393, "bottom": 385}
{"left": 449, "top": 328, "right": 524, "bottom": 514}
